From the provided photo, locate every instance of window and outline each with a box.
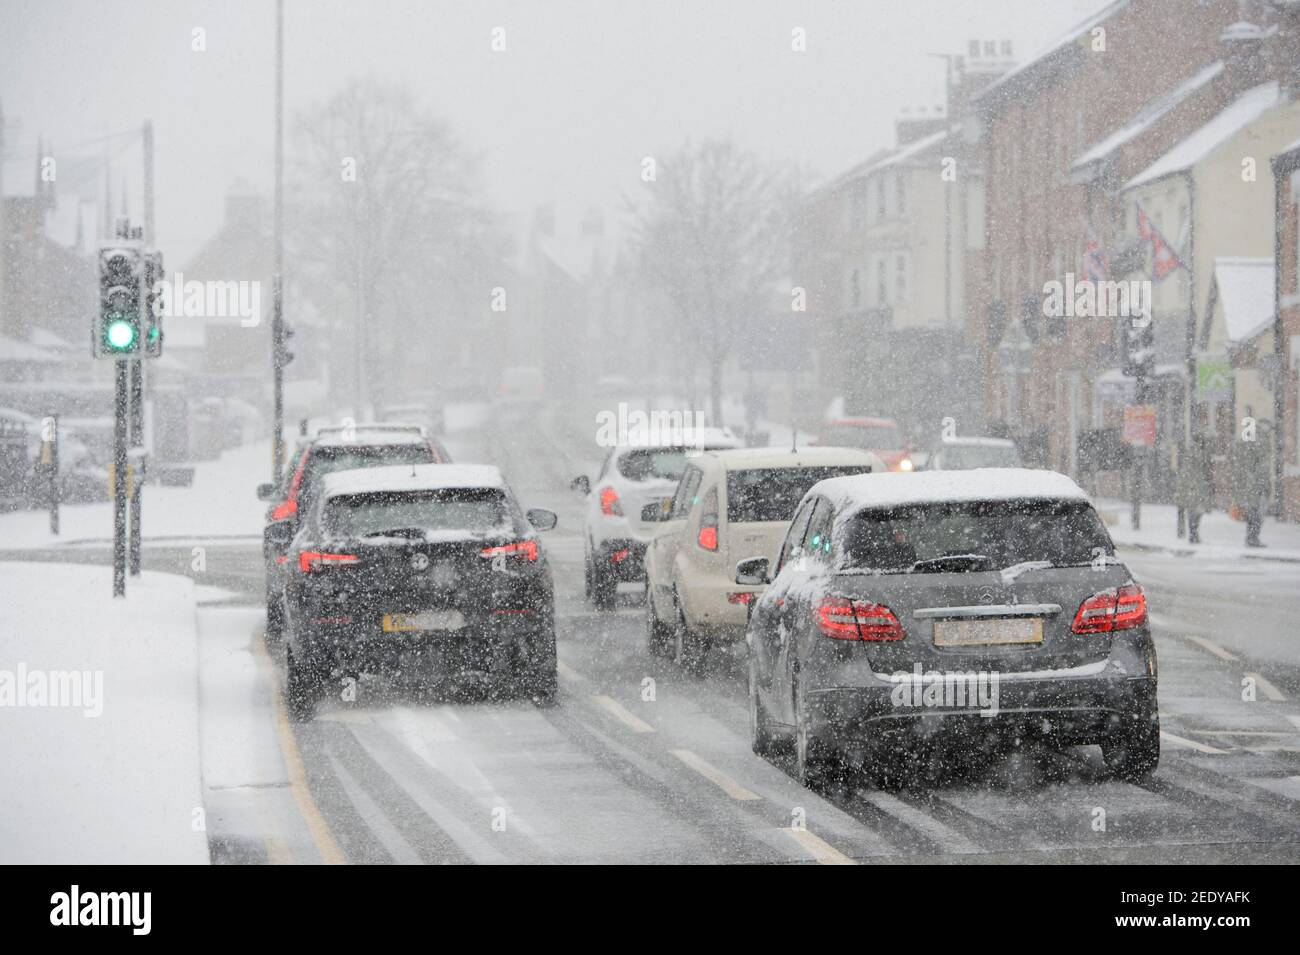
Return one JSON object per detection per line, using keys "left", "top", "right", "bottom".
{"left": 850, "top": 179, "right": 866, "bottom": 233}
{"left": 876, "top": 177, "right": 886, "bottom": 221}
{"left": 896, "top": 173, "right": 906, "bottom": 218}
{"left": 777, "top": 501, "right": 815, "bottom": 573}
{"left": 877, "top": 257, "right": 888, "bottom": 306}
{"left": 895, "top": 253, "right": 908, "bottom": 303}
{"left": 323, "top": 489, "right": 513, "bottom": 539}
{"left": 801, "top": 500, "right": 835, "bottom": 563}
{"left": 726, "top": 466, "right": 873, "bottom": 524}
{"left": 669, "top": 466, "right": 703, "bottom": 520}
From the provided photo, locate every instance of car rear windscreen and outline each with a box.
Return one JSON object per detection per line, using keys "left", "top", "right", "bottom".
{"left": 617, "top": 446, "right": 731, "bottom": 482}
{"left": 821, "top": 424, "right": 902, "bottom": 449}
{"left": 841, "top": 499, "right": 1112, "bottom": 573}
{"left": 305, "top": 444, "right": 436, "bottom": 487}
{"left": 727, "top": 466, "right": 874, "bottom": 523}
{"left": 323, "top": 488, "right": 511, "bottom": 538}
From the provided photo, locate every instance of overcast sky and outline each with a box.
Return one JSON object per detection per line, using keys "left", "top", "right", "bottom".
{"left": 1, "top": 0, "right": 1108, "bottom": 264}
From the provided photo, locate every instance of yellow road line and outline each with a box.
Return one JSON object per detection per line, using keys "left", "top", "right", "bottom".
{"left": 670, "top": 749, "right": 760, "bottom": 801}
{"left": 783, "top": 827, "right": 857, "bottom": 865}
{"left": 1160, "top": 730, "right": 1229, "bottom": 754}
{"left": 264, "top": 835, "right": 291, "bottom": 865}
{"left": 1245, "top": 671, "right": 1287, "bottom": 702}
{"left": 251, "top": 631, "right": 347, "bottom": 865}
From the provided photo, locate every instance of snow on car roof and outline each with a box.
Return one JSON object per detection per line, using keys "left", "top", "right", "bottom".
{"left": 937, "top": 436, "right": 1016, "bottom": 448}
{"left": 813, "top": 468, "right": 1088, "bottom": 514}
{"left": 313, "top": 425, "right": 429, "bottom": 447}
{"left": 321, "top": 464, "right": 504, "bottom": 498}
{"left": 701, "top": 446, "right": 887, "bottom": 471}
{"left": 614, "top": 426, "right": 741, "bottom": 451}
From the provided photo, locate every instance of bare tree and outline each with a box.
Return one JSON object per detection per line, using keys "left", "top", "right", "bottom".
{"left": 289, "top": 78, "right": 508, "bottom": 413}
{"left": 628, "top": 140, "right": 801, "bottom": 423}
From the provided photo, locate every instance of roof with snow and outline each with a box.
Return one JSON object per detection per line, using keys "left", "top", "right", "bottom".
{"left": 975, "top": 0, "right": 1129, "bottom": 105}
{"left": 321, "top": 464, "right": 504, "bottom": 498}
{"left": 313, "top": 424, "right": 429, "bottom": 447}
{"left": 937, "top": 436, "right": 1016, "bottom": 448}
{"left": 611, "top": 426, "right": 741, "bottom": 451}
{"left": 701, "top": 446, "right": 886, "bottom": 471}
{"left": 1071, "top": 60, "right": 1223, "bottom": 177}
{"left": 813, "top": 468, "right": 1089, "bottom": 515}
{"left": 1126, "top": 82, "right": 1282, "bottom": 189}
{"left": 820, "top": 127, "right": 951, "bottom": 193}
{"left": 1212, "top": 257, "right": 1274, "bottom": 343}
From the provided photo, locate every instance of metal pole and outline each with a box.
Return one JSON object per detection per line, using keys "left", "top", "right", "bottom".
{"left": 272, "top": 0, "right": 286, "bottom": 483}
{"left": 113, "top": 360, "right": 128, "bottom": 597}
{"left": 47, "top": 413, "right": 59, "bottom": 535}
{"left": 129, "top": 121, "right": 155, "bottom": 577}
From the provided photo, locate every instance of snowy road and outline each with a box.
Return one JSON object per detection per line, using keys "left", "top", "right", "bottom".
{"left": 6, "top": 407, "right": 1300, "bottom": 864}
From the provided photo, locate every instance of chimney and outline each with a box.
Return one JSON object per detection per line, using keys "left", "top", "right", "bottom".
{"left": 1219, "top": 19, "right": 1267, "bottom": 93}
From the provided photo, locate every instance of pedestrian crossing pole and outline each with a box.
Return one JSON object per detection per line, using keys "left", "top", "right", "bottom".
{"left": 113, "top": 357, "right": 128, "bottom": 597}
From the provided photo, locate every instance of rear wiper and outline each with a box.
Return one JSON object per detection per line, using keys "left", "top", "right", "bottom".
{"left": 909, "top": 553, "right": 994, "bottom": 573}
{"left": 361, "top": 527, "right": 427, "bottom": 539}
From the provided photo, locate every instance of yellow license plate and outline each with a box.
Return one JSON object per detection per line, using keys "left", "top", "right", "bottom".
{"left": 933, "top": 617, "right": 1043, "bottom": 647}
{"left": 382, "top": 610, "right": 465, "bottom": 633}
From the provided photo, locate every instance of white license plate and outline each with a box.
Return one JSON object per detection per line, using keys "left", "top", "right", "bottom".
{"left": 933, "top": 617, "right": 1043, "bottom": 647}
{"left": 382, "top": 610, "right": 465, "bottom": 633}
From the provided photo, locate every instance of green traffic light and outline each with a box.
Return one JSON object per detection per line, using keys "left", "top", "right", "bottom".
{"left": 105, "top": 319, "right": 137, "bottom": 351}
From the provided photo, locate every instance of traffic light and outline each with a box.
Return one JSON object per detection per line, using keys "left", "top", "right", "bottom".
{"left": 95, "top": 240, "right": 143, "bottom": 358}
{"left": 142, "top": 250, "right": 164, "bottom": 358}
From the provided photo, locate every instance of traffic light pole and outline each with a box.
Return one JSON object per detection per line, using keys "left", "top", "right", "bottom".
{"left": 271, "top": 0, "right": 286, "bottom": 484}
{"left": 113, "top": 359, "right": 129, "bottom": 598}
{"left": 130, "top": 121, "right": 155, "bottom": 577}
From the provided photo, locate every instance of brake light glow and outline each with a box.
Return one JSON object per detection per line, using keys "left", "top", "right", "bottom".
{"left": 298, "top": 550, "right": 360, "bottom": 573}
{"left": 816, "top": 597, "right": 904, "bottom": 641}
{"left": 697, "top": 487, "right": 719, "bottom": 551}
{"left": 480, "top": 539, "right": 539, "bottom": 562}
{"left": 727, "top": 592, "right": 755, "bottom": 605}
{"left": 271, "top": 452, "right": 309, "bottom": 521}
{"left": 1072, "top": 583, "right": 1147, "bottom": 633}
{"left": 599, "top": 486, "right": 623, "bottom": 516}
{"left": 610, "top": 548, "right": 630, "bottom": 563}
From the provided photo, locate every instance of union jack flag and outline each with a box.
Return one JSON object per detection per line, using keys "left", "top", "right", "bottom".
{"left": 1135, "top": 203, "right": 1184, "bottom": 280}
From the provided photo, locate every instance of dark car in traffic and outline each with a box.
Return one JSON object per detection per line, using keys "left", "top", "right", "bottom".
{"left": 258, "top": 425, "right": 451, "bottom": 636}
{"left": 272, "top": 463, "right": 559, "bottom": 720}
{"left": 739, "top": 468, "right": 1158, "bottom": 788}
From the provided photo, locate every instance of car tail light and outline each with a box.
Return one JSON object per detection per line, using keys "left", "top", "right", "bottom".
{"left": 272, "top": 452, "right": 309, "bottom": 521}
{"left": 480, "top": 540, "right": 539, "bottom": 562}
{"left": 492, "top": 608, "right": 533, "bottom": 616}
{"left": 816, "top": 597, "right": 904, "bottom": 641}
{"left": 298, "top": 550, "right": 360, "bottom": 573}
{"left": 599, "top": 486, "right": 623, "bottom": 517}
{"left": 1072, "top": 583, "right": 1147, "bottom": 633}
{"left": 727, "top": 592, "right": 755, "bottom": 605}
{"left": 610, "top": 548, "right": 630, "bottom": 563}
{"left": 697, "top": 486, "right": 719, "bottom": 551}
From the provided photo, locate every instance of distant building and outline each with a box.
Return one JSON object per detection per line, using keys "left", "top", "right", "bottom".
{"left": 1272, "top": 134, "right": 1300, "bottom": 519}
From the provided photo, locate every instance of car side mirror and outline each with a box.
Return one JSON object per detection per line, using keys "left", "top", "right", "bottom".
{"left": 266, "top": 521, "right": 296, "bottom": 551}
{"left": 570, "top": 475, "right": 590, "bottom": 496}
{"left": 257, "top": 482, "right": 277, "bottom": 501}
{"left": 735, "top": 556, "right": 770, "bottom": 586}
{"left": 526, "top": 508, "right": 558, "bottom": 531}
{"left": 640, "top": 496, "right": 673, "bottom": 523}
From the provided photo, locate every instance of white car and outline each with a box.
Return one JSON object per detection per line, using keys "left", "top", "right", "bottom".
{"left": 642, "top": 446, "right": 885, "bottom": 670}
{"left": 572, "top": 427, "right": 742, "bottom": 609}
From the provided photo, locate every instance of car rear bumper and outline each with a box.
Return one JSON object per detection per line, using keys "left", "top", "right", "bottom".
{"left": 292, "top": 616, "right": 554, "bottom": 684}
{"left": 595, "top": 539, "right": 648, "bottom": 581}
{"left": 806, "top": 670, "right": 1157, "bottom": 748}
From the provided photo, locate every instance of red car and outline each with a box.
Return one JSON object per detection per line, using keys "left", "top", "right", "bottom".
{"left": 815, "top": 417, "right": 914, "bottom": 472}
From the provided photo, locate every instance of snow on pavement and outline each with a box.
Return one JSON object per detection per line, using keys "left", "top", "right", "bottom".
{"left": 0, "top": 562, "right": 210, "bottom": 864}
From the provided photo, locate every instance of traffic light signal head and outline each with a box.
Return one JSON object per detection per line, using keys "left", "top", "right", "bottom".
{"left": 96, "top": 241, "right": 143, "bottom": 358}
{"left": 143, "top": 251, "right": 164, "bottom": 358}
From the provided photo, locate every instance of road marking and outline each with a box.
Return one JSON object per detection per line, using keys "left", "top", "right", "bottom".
{"left": 1245, "top": 671, "right": 1287, "bottom": 702}
{"left": 252, "top": 631, "right": 347, "bottom": 865}
{"left": 1244, "top": 745, "right": 1300, "bottom": 754}
{"left": 264, "top": 835, "right": 291, "bottom": 865}
{"left": 857, "top": 791, "right": 983, "bottom": 853}
{"left": 782, "top": 827, "right": 856, "bottom": 865}
{"left": 670, "top": 749, "right": 761, "bottom": 801}
{"left": 1160, "top": 730, "right": 1229, "bottom": 754}
{"left": 1182, "top": 635, "right": 1238, "bottom": 662}
{"left": 1194, "top": 730, "right": 1292, "bottom": 737}
{"left": 592, "top": 694, "right": 655, "bottom": 733}
{"left": 556, "top": 660, "right": 585, "bottom": 682}
{"left": 325, "top": 750, "right": 423, "bottom": 864}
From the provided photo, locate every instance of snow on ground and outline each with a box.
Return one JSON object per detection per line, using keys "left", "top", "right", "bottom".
{"left": 1097, "top": 497, "right": 1300, "bottom": 564}
{"left": 0, "top": 562, "right": 209, "bottom": 863}
{"left": 0, "top": 439, "right": 270, "bottom": 548}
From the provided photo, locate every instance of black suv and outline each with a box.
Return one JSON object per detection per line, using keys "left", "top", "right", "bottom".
{"left": 272, "top": 463, "right": 558, "bottom": 719}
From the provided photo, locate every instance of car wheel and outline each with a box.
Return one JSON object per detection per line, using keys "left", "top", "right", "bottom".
{"left": 794, "top": 675, "right": 838, "bottom": 789}
{"left": 749, "top": 652, "right": 789, "bottom": 757}
{"left": 266, "top": 592, "right": 285, "bottom": 643}
{"left": 645, "top": 591, "right": 672, "bottom": 657}
{"left": 673, "top": 604, "right": 706, "bottom": 675}
{"left": 582, "top": 546, "right": 594, "bottom": 600}
{"left": 590, "top": 557, "right": 616, "bottom": 611}
{"left": 285, "top": 647, "right": 321, "bottom": 723}
{"left": 1102, "top": 708, "right": 1160, "bottom": 782}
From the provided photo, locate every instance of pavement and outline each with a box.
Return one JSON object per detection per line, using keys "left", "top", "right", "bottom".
{"left": 1097, "top": 498, "right": 1300, "bottom": 563}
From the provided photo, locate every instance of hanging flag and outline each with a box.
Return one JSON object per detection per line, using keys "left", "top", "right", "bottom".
{"left": 1134, "top": 202, "right": 1184, "bottom": 280}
